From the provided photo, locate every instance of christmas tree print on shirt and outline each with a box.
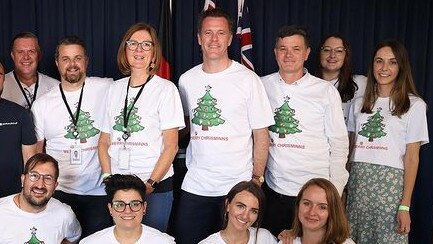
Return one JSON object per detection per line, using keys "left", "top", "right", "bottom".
{"left": 113, "top": 98, "right": 145, "bottom": 134}
{"left": 358, "top": 107, "right": 387, "bottom": 142}
{"left": 64, "top": 109, "right": 100, "bottom": 143}
{"left": 25, "top": 226, "right": 45, "bottom": 244}
{"left": 270, "top": 96, "right": 302, "bottom": 138}
{"left": 192, "top": 85, "right": 225, "bottom": 131}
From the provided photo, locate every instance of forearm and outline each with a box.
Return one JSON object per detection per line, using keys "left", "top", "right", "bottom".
{"left": 329, "top": 135, "right": 349, "bottom": 195}
{"left": 252, "top": 128, "right": 270, "bottom": 176}
{"left": 22, "top": 144, "right": 36, "bottom": 163}
{"left": 97, "top": 132, "right": 112, "bottom": 173}
{"left": 401, "top": 142, "right": 421, "bottom": 206}
{"left": 35, "top": 140, "right": 45, "bottom": 153}
{"left": 150, "top": 128, "right": 179, "bottom": 181}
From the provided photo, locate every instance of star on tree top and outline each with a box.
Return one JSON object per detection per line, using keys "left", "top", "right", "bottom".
{"left": 205, "top": 85, "right": 212, "bottom": 91}
{"left": 30, "top": 226, "right": 37, "bottom": 234}
{"left": 283, "top": 96, "right": 290, "bottom": 103}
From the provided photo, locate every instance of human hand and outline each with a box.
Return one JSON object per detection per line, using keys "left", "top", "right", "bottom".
{"left": 278, "top": 229, "right": 295, "bottom": 244}
{"left": 397, "top": 210, "right": 411, "bottom": 235}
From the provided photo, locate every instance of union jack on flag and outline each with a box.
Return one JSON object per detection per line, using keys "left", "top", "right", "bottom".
{"left": 236, "top": 0, "right": 255, "bottom": 71}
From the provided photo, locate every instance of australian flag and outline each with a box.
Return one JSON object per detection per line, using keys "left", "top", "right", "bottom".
{"left": 235, "top": 0, "right": 255, "bottom": 71}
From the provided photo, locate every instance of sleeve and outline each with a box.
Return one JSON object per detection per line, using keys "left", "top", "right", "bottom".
{"left": 19, "top": 109, "right": 37, "bottom": 145}
{"left": 406, "top": 99, "right": 429, "bottom": 145}
{"left": 247, "top": 73, "right": 275, "bottom": 129}
{"left": 324, "top": 86, "right": 349, "bottom": 195}
{"left": 100, "top": 83, "right": 114, "bottom": 133}
{"left": 158, "top": 82, "right": 186, "bottom": 130}
{"left": 30, "top": 100, "right": 45, "bottom": 141}
{"left": 64, "top": 206, "right": 82, "bottom": 242}
{"left": 347, "top": 100, "right": 356, "bottom": 132}
{"left": 178, "top": 75, "right": 190, "bottom": 116}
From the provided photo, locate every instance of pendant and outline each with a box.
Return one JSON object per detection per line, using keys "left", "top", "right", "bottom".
{"left": 122, "top": 131, "right": 130, "bottom": 140}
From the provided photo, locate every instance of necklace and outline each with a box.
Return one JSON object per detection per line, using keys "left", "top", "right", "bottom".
{"left": 220, "top": 229, "right": 249, "bottom": 244}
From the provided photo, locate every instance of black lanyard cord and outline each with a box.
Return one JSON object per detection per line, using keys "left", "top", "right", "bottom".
{"left": 13, "top": 71, "right": 39, "bottom": 109}
{"left": 59, "top": 82, "right": 85, "bottom": 138}
{"left": 122, "top": 75, "right": 153, "bottom": 140}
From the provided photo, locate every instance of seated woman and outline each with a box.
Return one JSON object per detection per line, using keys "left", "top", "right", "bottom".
{"left": 199, "top": 181, "right": 277, "bottom": 244}
{"left": 80, "top": 174, "right": 175, "bottom": 243}
{"left": 278, "top": 178, "right": 354, "bottom": 244}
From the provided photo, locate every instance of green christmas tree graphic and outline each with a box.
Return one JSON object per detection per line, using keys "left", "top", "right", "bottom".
{"left": 65, "top": 110, "right": 100, "bottom": 143}
{"left": 113, "top": 99, "right": 145, "bottom": 134}
{"left": 191, "top": 85, "right": 225, "bottom": 131}
{"left": 358, "top": 107, "right": 387, "bottom": 142}
{"left": 269, "top": 96, "right": 302, "bottom": 138}
{"left": 25, "top": 227, "right": 45, "bottom": 244}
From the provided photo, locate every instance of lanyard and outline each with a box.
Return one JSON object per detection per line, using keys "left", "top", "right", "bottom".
{"left": 122, "top": 75, "right": 152, "bottom": 141}
{"left": 59, "top": 83, "right": 85, "bottom": 139}
{"left": 13, "top": 71, "right": 39, "bottom": 109}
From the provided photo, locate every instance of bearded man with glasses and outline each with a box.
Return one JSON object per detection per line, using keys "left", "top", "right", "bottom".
{"left": 0, "top": 153, "right": 81, "bottom": 243}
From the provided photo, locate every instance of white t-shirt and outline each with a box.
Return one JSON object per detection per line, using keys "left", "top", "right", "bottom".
{"left": 285, "top": 236, "right": 356, "bottom": 244}
{"left": 199, "top": 227, "right": 277, "bottom": 244}
{"left": 331, "top": 74, "right": 367, "bottom": 125}
{"left": 179, "top": 61, "right": 274, "bottom": 196}
{"left": 1, "top": 71, "right": 59, "bottom": 109}
{"left": 31, "top": 77, "right": 112, "bottom": 195}
{"left": 80, "top": 225, "right": 175, "bottom": 244}
{"left": 101, "top": 75, "right": 185, "bottom": 181}
{"left": 348, "top": 95, "right": 429, "bottom": 169}
{"left": 261, "top": 71, "right": 349, "bottom": 196}
{"left": 0, "top": 194, "right": 81, "bottom": 243}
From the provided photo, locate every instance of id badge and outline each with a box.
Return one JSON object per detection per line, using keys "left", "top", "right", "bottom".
{"left": 118, "top": 147, "right": 131, "bottom": 170}
{"left": 70, "top": 145, "right": 82, "bottom": 165}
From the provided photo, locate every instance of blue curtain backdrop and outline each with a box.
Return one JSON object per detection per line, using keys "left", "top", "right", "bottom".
{"left": 0, "top": 0, "right": 432, "bottom": 242}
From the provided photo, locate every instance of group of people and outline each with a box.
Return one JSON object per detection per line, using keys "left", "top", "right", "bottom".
{"left": 0, "top": 7, "right": 428, "bottom": 244}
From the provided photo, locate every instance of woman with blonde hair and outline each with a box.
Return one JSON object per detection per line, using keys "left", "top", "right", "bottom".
{"left": 278, "top": 178, "right": 354, "bottom": 244}
{"left": 98, "top": 23, "right": 185, "bottom": 232}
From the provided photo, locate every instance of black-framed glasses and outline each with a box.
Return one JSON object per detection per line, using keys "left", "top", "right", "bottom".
{"left": 125, "top": 40, "right": 154, "bottom": 51}
{"left": 111, "top": 200, "right": 144, "bottom": 212}
{"left": 27, "top": 171, "right": 55, "bottom": 185}
{"left": 320, "top": 46, "right": 346, "bottom": 56}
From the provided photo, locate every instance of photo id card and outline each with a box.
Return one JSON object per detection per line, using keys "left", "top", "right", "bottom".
{"left": 118, "top": 147, "right": 131, "bottom": 170}
{"left": 70, "top": 145, "right": 82, "bottom": 165}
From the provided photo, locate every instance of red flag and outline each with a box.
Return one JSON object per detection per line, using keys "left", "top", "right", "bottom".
{"left": 157, "top": 0, "right": 172, "bottom": 80}
{"left": 236, "top": 0, "right": 254, "bottom": 70}
{"left": 203, "top": 0, "right": 216, "bottom": 11}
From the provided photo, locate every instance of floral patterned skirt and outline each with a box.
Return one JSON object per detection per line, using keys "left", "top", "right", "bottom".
{"left": 346, "top": 162, "right": 407, "bottom": 244}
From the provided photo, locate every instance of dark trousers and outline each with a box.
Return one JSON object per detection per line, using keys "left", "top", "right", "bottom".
{"left": 53, "top": 190, "right": 113, "bottom": 239}
{"left": 174, "top": 190, "right": 225, "bottom": 244}
{"left": 261, "top": 183, "right": 297, "bottom": 237}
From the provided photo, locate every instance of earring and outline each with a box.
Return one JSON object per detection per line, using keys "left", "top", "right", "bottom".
{"left": 150, "top": 62, "right": 155, "bottom": 68}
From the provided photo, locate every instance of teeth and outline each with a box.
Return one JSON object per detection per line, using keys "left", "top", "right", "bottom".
{"left": 134, "top": 56, "right": 144, "bottom": 60}
{"left": 121, "top": 216, "right": 135, "bottom": 220}
{"left": 32, "top": 188, "right": 46, "bottom": 194}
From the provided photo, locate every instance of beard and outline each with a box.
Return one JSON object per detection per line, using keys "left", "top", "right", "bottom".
{"left": 23, "top": 186, "right": 50, "bottom": 208}
{"left": 62, "top": 66, "right": 84, "bottom": 84}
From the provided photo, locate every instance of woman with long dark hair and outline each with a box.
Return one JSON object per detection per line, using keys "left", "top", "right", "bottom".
{"left": 346, "top": 40, "right": 429, "bottom": 243}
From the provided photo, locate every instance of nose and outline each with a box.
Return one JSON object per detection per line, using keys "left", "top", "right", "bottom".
{"left": 329, "top": 50, "right": 336, "bottom": 58}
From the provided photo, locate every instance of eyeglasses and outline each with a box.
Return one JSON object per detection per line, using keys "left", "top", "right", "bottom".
{"left": 111, "top": 200, "right": 144, "bottom": 212}
{"left": 27, "top": 171, "right": 56, "bottom": 185}
{"left": 321, "top": 46, "right": 346, "bottom": 56}
{"left": 125, "top": 40, "right": 154, "bottom": 51}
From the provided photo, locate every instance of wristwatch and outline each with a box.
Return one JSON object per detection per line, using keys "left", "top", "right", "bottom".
{"left": 146, "top": 179, "right": 159, "bottom": 189}
{"left": 252, "top": 174, "right": 265, "bottom": 183}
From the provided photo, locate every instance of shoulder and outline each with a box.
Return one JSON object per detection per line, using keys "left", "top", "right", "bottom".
{"left": 343, "top": 238, "right": 356, "bottom": 244}
{"left": 261, "top": 72, "right": 279, "bottom": 83}
{"left": 253, "top": 228, "right": 278, "bottom": 243}
{"left": 180, "top": 64, "right": 203, "bottom": 80}
{"left": 151, "top": 75, "right": 177, "bottom": 89}
{"left": 80, "top": 227, "right": 113, "bottom": 243}
{"left": 86, "top": 76, "right": 114, "bottom": 87}
{"left": 0, "top": 99, "right": 29, "bottom": 115}
{"left": 142, "top": 225, "right": 176, "bottom": 242}
{"left": 46, "top": 198, "right": 75, "bottom": 215}
{"left": 38, "top": 72, "right": 59, "bottom": 84}
{"left": 408, "top": 95, "right": 427, "bottom": 111}
{"left": 198, "top": 232, "right": 221, "bottom": 244}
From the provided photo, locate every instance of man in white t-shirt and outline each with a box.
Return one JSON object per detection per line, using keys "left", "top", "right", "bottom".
{"left": 31, "top": 36, "right": 113, "bottom": 238}
{"left": 175, "top": 8, "right": 274, "bottom": 244}
{"left": 2, "top": 32, "right": 58, "bottom": 110}
{"left": 0, "top": 153, "right": 81, "bottom": 243}
{"left": 260, "top": 25, "right": 349, "bottom": 237}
